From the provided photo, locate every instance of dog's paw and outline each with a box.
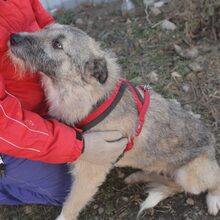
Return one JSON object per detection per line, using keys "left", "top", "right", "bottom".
{"left": 207, "top": 193, "right": 220, "bottom": 216}
{"left": 55, "top": 214, "right": 67, "bottom": 220}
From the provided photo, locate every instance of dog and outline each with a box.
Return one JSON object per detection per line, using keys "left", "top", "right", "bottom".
{"left": 8, "top": 23, "right": 220, "bottom": 220}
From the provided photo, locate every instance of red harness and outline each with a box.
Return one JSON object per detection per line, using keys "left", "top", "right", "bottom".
{"left": 76, "top": 79, "right": 150, "bottom": 152}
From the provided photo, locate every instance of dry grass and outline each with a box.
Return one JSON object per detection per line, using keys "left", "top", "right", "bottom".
{"left": 164, "top": 0, "right": 220, "bottom": 40}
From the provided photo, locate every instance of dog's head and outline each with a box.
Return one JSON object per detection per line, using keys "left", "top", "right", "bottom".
{"left": 8, "top": 23, "right": 120, "bottom": 86}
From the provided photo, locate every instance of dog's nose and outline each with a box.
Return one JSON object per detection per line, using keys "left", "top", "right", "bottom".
{"left": 10, "top": 34, "right": 25, "bottom": 46}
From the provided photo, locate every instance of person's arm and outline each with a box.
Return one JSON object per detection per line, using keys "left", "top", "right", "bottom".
{"left": 0, "top": 75, "right": 83, "bottom": 164}
{"left": 31, "top": 0, "right": 54, "bottom": 28}
{"left": 0, "top": 75, "right": 128, "bottom": 165}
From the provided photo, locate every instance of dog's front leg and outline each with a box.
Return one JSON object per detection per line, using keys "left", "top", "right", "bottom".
{"left": 56, "top": 160, "right": 112, "bottom": 220}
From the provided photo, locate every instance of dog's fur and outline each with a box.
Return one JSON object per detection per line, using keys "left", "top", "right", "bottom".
{"left": 9, "top": 23, "right": 220, "bottom": 220}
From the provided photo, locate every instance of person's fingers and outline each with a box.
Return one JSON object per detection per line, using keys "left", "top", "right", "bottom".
{"left": 98, "top": 130, "right": 123, "bottom": 142}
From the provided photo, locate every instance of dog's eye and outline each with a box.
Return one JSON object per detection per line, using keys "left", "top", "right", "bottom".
{"left": 52, "top": 40, "right": 63, "bottom": 49}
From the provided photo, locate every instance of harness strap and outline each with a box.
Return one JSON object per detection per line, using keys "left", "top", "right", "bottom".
{"left": 132, "top": 84, "right": 144, "bottom": 104}
{"left": 125, "top": 80, "right": 144, "bottom": 112}
{"left": 124, "top": 85, "right": 150, "bottom": 151}
{"left": 76, "top": 78, "right": 150, "bottom": 153}
{"left": 76, "top": 81, "right": 128, "bottom": 131}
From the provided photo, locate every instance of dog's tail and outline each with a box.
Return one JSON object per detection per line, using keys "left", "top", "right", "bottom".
{"left": 137, "top": 178, "right": 183, "bottom": 218}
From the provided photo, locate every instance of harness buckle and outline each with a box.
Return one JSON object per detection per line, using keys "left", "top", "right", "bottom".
{"left": 136, "top": 120, "right": 144, "bottom": 135}
{"left": 124, "top": 136, "right": 134, "bottom": 152}
{"left": 141, "top": 84, "right": 150, "bottom": 91}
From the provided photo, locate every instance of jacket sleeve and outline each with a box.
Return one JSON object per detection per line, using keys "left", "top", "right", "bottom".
{"left": 0, "top": 75, "right": 83, "bottom": 164}
{"left": 31, "top": 0, "right": 55, "bottom": 28}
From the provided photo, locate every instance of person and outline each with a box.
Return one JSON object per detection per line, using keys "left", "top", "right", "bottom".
{"left": 0, "top": 0, "right": 127, "bottom": 206}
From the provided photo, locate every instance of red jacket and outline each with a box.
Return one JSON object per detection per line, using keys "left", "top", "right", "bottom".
{"left": 0, "top": 0, "right": 83, "bottom": 164}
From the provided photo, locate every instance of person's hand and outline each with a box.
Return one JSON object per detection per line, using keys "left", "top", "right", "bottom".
{"left": 80, "top": 131, "right": 128, "bottom": 165}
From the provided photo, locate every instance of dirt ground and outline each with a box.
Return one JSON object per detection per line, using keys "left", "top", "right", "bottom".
{"left": 0, "top": 1, "right": 219, "bottom": 219}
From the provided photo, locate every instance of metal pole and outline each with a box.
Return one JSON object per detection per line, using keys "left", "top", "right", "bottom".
{"left": 44, "top": 0, "right": 50, "bottom": 10}
{"left": 60, "top": 0, "right": 65, "bottom": 8}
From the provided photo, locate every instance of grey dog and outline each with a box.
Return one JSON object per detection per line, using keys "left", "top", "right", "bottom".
{"left": 9, "top": 23, "right": 220, "bottom": 220}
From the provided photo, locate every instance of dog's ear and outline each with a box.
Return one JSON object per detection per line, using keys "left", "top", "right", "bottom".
{"left": 84, "top": 58, "right": 108, "bottom": 84}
